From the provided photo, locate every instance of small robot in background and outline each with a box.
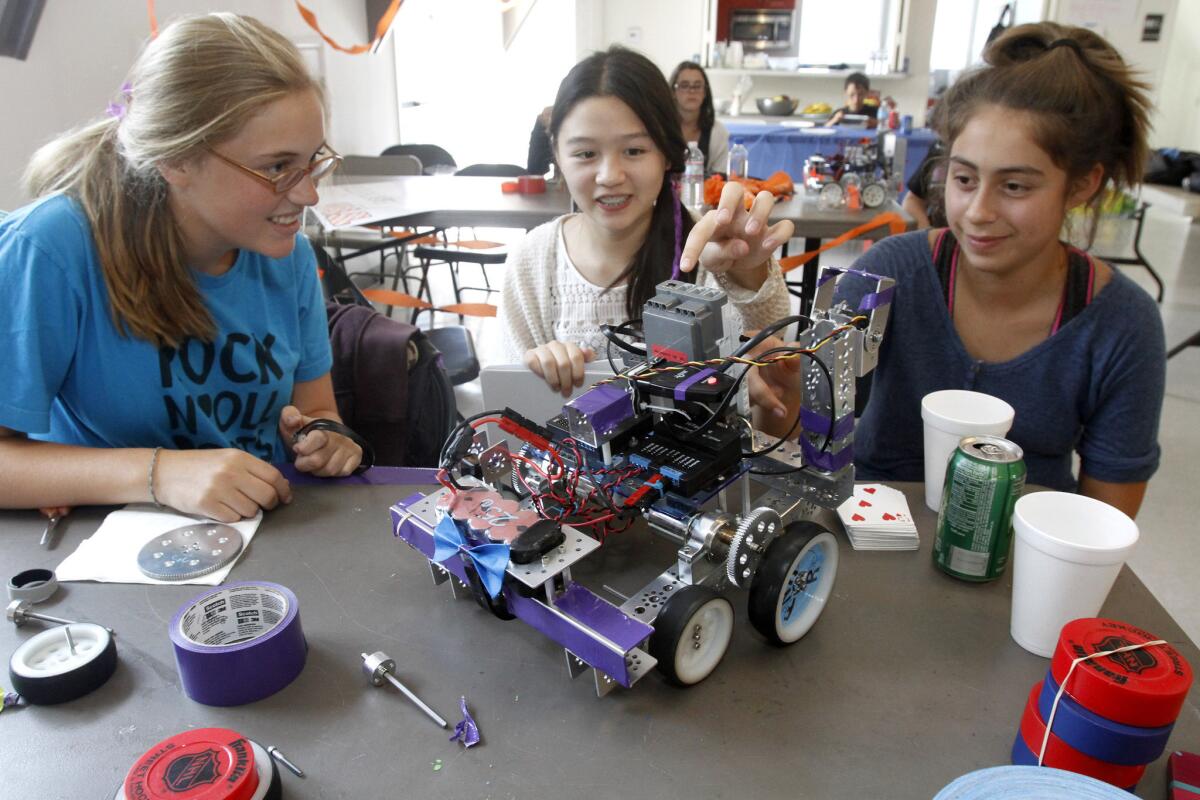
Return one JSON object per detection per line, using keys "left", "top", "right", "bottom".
{"left": 391, "top": 269, "right": 894, "bottom": 693}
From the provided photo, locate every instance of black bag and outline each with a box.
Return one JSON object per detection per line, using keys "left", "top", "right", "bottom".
{"left": 326, "top": 303, "right": 456, "bottom": 467}
{"left": 1144, "top": 148, "right": 1200, "bottom": 187}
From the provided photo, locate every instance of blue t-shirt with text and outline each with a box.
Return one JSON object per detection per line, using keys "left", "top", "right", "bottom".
{"left": 0, "top": 194, "right": 332, "bottom": 463}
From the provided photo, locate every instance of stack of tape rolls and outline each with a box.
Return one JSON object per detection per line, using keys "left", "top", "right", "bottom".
{"left": 1011, "top": 618, "right": 1193, "bottom": 791}
{"left": 934, "top": 765, "right": 1134, "bottom": 799}
{"left": 170, "top": 582, "right": 307, "bottom": 706}
{"left": 113, "top": 728, "right": 281, "bottom": 800}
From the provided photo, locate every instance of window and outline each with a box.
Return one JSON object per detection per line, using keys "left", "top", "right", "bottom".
{"left": 797, "top": 0, "right": 888, "bottom": 67}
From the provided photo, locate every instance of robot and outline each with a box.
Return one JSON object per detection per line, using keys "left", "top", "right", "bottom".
{"left": 390, "top": 266, "right": 894, "bottom": 694}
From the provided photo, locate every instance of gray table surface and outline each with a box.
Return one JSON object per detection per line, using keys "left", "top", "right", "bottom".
{"left": 322, "top": 174, "right": 911, "bottom": 241}
{"left": 2, "top": 482, "right": 1194, "bottom": 799}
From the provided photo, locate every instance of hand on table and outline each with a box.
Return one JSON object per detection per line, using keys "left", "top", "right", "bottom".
{"left": 524, "top": 341, "right": 596, "bottom": 398}
{"left": 279, "top": 406, "right": 363, "bottom": 478}
{"left": 155, "top": 448, "right": 292, "bottom": 523}
{"left": 678, "top": 180, "right": 795, "bottom": 281}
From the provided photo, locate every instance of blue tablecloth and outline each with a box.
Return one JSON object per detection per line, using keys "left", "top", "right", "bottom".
{"left": 725, "top": 123, "right": 938, "bottom": 194}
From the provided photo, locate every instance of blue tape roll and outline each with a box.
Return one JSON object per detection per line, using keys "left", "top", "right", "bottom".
{"left": 1038, "top": 669, "right": 1173, "bottom": 765}
{"left": 170, "top": 582, "right": 307, "bottom": 706}
{"left": 937, "top": 764, "right": 1135, "bottom": 799}
{"left": 1009, "top": 735, "right": 1136, "bottom": 794}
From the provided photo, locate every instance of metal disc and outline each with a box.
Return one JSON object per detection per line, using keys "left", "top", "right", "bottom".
{"left": 137, "top": 523, "right": 244, "bottom": 581}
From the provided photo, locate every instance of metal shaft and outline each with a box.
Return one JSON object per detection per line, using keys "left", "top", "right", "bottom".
{"left": 64, "top": 626, "right": 76, "bottom": 654}
{"left": 383, "top": 672, "right": 447, "bottom": 728}
{"left": 266, "top": 746, "right": 305, "bottom": 778}
{"left": 28, "top": 609, "right": 77, "bottom": 626}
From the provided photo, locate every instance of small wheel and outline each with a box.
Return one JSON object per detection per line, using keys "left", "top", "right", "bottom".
{"left": 9, "top": 622, "right": 118, "bottom": 704}
{"left": 648, "top": 586, "right": 734, "bottom": 686}
{"left": 749, "top": 521, "right": 839, "bottom": 646}
{"left": 839, "top": 172, "right": 862, "bottom": 189}
{"left": 862, "top": 182, "right": 887, "bottom": 208}
{"left": 819, "top": 181, "right": 844, "bottom": 207}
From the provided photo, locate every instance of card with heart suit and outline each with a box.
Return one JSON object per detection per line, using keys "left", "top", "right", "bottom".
{"left": 836, "top": 483, "right": 919, "bottom": 551}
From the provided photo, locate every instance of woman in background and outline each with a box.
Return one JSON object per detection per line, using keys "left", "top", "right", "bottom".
{"left": 670, "top": 61, "right": 730, "bottom": 174}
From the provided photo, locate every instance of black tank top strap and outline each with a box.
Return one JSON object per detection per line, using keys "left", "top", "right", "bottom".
{"left": 1052, "top": 246, "right": 1096, "bottom": 334}
{"left": 932, "top": 229, "right": 957, "bottom": 309}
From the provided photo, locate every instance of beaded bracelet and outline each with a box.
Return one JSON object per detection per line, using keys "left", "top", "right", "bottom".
{"left": 148, "top": 446, "right": 163, "bottom": 507}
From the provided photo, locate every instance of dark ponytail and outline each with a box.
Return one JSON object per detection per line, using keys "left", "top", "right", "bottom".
{"left": 551, "top": 46, "right": 697, "bottom": 320}
{"left": 931, "top": 22, "right": 1151, "bottom": 243}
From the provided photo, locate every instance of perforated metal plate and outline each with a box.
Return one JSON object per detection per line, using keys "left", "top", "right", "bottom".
{"left": 136, "top": 523, "right": 244, "bottom": 581}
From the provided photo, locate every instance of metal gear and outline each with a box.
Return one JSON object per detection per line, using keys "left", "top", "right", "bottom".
{"left": 725, "top": 507, "right": 783, "bottom": 588}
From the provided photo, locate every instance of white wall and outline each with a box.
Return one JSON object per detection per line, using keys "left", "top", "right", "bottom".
{"left": 1050, "top": 0, "right": 1181, "bottom": 148}
{"left": 0, "top": 0, "right": 399, "bottom": 211}
{"left": 587, "top": 0, "right": 937, "bottom": 129}
{"left": 391, "top": 0, "right": 577, "bottom": 169}
{"left": 1153, "top": 0, "right": 1200, "bottom": 149}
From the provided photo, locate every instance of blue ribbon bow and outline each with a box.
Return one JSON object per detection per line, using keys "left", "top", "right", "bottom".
{"left": 433, "top": 515, "right": 511, "bottom": 599}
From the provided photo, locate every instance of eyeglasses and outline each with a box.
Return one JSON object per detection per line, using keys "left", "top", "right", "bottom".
{"left": 206, "top": 145, "right": 343, "bottom": 193}
{"left": 674, "top": 81, "right": 705, "bottom": 93}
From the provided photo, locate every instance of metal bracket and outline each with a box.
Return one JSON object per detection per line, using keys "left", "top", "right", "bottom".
{"left": 428, "top": 562, "right": 449, "bottom": 586}
{"left": 479, "top": 442, "right": 512, "bottom": 489}
{"left": 564, "top": 649, "right": 588, "bottom": 679}
{"left": 593, "top": 668, "right": 617, "bottom": 698}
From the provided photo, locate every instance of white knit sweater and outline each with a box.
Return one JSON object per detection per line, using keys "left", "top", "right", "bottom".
{"left": 498, "top": 214, "right": 791, "bottom": 362}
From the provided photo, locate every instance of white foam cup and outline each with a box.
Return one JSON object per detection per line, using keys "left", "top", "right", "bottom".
{"left": 1010, "top": 492, "right": 1139, "bottom": 657}
{"left": 921, "top": 390, "right": 1014, "bottom": 511}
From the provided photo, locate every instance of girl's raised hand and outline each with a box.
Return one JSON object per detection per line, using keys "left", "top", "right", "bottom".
{"left": 678, "top": 180, "right": 795, "bottom": 279}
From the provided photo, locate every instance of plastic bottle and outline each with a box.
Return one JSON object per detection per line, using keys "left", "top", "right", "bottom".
{"left": 727, "top": 138, "right": 749, "bottom": 181}
{"left": 683, "top": 141, "right": 705, "bottom": 211}
{"left": 876, "top": 103, "right": 890, "bottom": 131}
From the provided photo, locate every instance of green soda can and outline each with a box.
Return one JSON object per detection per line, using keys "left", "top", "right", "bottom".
{"left": 933, "top": 435, "right": 1026, "bottom": 582}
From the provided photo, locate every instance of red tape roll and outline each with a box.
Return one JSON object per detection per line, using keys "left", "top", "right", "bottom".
{"left": 1018, "top": 683, "right": 1147, "bottom": 788}
{"left": 122, "top": 728, "right": 259, "bottom": 800}
{"left": 1051, "top": 618, "right": 1192, "bottom": 728}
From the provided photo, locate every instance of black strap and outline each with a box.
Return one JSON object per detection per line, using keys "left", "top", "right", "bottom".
{"left": 934, "top": 232, "right": 1094, "bottom": 332}
{"left": 292, "top": 418, "right": 375, "bottom": 475}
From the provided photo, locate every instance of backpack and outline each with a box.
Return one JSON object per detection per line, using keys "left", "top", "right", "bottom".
{"left": 326, "top": 302, "right": 456, "bottom": 467}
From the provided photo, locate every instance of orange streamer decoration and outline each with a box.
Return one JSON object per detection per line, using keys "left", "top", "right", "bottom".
{"left": 779, "top": 212, "right": 907, "bottom": 273}
{"left": 294, "top": 0, "right": 404, "bottom": 54}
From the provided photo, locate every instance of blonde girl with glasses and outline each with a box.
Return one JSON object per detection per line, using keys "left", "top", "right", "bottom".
{"left": 669, "top": 61, "right": 729, "bottom": 175}
{"left": 0, "top": 13, "right": 362, "bottom": 523}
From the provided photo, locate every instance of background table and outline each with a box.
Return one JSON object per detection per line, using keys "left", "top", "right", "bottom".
{"left": 725, "top": 123, "right": 939, "bottom": 193}
{"left": 2, "top": 482, "right": 1194, "bottom": 798}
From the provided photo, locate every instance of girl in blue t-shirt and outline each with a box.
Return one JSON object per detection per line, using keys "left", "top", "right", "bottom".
{"left": 751, "top": 23, "right": 1165, "bottom": 518}
{"left": 0, "top": 14, "right": 362, "bottom": 522}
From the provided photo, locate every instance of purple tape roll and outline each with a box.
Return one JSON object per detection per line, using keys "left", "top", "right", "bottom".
{"left": 169, "top": 581, "right": 307, "bottom": 706}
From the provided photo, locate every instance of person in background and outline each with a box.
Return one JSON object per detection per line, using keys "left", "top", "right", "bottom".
{"left": 827, "top": 72, "right": 878, "bottom": 128}
{"left": 902, "top": 139, "right": 948, "bottom": 228}
{"left": 527, "top": 105, "right": 554, "bottom": 176}
{"left": 751, "top": 23, "right": 1164, "bottom": 519}
{"left": 499, "top": 46, "right": 791, "bottom": 396}
{"left": 0, "top": 13, "right": 362, "bottom": 523}
{"left": 670, "top": 61, "right": 729, "bottom": 174}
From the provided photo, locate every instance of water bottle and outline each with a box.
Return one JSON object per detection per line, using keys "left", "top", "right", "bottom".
{"left": 877, "top": 103, "right": 890, "bottom": 131}
{"left": 727, "top": 138, "right": 749, "bottom": 181}
{"left": 683, "top": 141, "right": 705, "bottom": 211}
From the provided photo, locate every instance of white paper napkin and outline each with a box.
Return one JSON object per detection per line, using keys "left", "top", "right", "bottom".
{"left": 55, "top": 504, "right": 262, "bottom": 585}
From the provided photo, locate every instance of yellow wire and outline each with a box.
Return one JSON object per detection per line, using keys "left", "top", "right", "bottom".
{"left": 596, "top": 316, "right": 867, "bottom": 386}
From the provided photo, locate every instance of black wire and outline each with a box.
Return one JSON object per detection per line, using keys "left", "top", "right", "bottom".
{"left": 740, "top": 345, "right": 834, "bottom": 460}
{"left": 746, "top": 346, "right": 840, "bottom": 475}
{"left": 438, "top": 408, "right": 509, "bottom": 472}
{"left": 600, "top": 321, "right": 646, "bottom": 357}
{"left": 731, "top": 314, "right": 811, "bottom": 361}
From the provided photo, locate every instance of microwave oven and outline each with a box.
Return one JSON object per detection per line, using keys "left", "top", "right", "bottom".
{"left": 728, "top": 9, "right": 796, "bottom": 52}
